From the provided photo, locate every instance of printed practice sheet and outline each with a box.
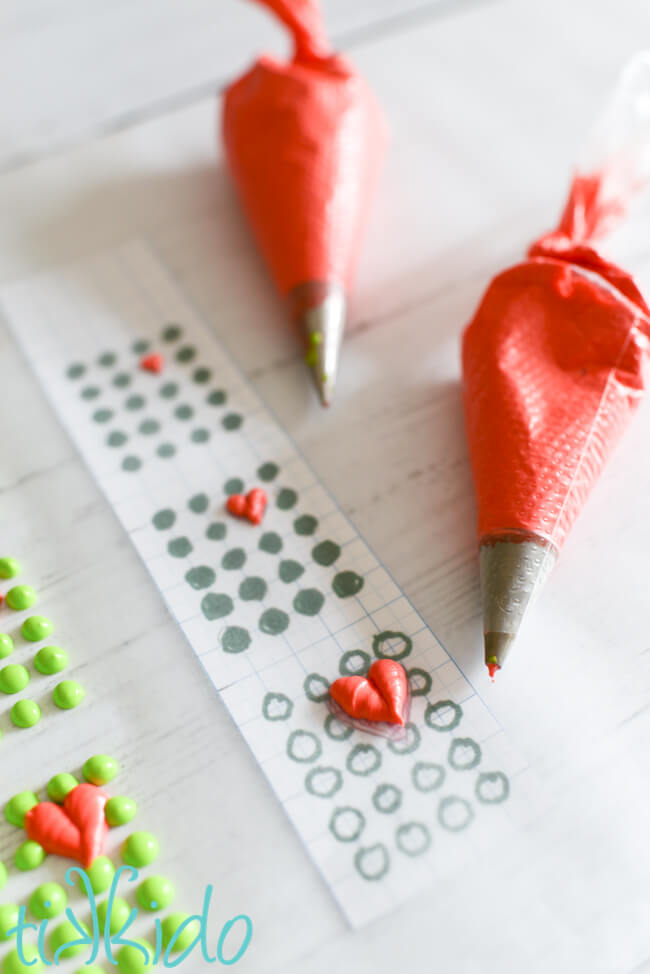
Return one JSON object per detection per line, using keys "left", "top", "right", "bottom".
{"left": 0, "top": 243, "right": 526, "bottom": 927}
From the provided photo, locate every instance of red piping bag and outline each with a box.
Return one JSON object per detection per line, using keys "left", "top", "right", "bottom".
{"left": 222, "top": 0, "right": 387, "bottom": 406}
{"left": 462, "top": 54, "right": 650, "bottom": 673}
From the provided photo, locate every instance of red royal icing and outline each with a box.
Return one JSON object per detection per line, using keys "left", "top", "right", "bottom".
{"left": 24, "top": 783, "right": 109, "bottom": 868}
{"left": 226, "top": 488, "right": 267, "bottom": 526}
{"left": 330, "top": 659, "right": 408, "bottom": 725}
{"left": 140, "top": 353, "right": 164, "bottom": 374}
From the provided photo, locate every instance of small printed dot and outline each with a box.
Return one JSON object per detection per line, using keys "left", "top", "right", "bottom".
{"left": 221, "top": 626, "right": 251, "bottom": 653}
{"left": 188, "top": 493, "right": 209, "bottom": 513}
{"left": 222, "top": 548, "right": 246, "bottom": 570}
{"left": 278, "top": 559, "right": 304, "bottom": 583}
{"left": 176, "top": 345, "right": 196, "bottom": 363}
{"left": 276, "top": 488, "right": 297, "bottom": 510}
{"left": 67, "top": 363, "right": 85, "bottom": 379}
{"left": 239, "top": 577, "right": 267, "bottom": 601}
{"left": 113, "top": 373, "right": 131, "bottom": 388}
{"left": 152, "top": 509, "right": 176, "bottom": 530}
{"left": 160, "top": 382, "right": 178, "bottom": 399}
{"left": 224, "top": 478, "right": 244, "bottom": 495}
{"left": 125, "top": 394, "right": 145, "bottom": 411}
{"left": 162, "top": 324, "right": 182, "bottom": 341}
{"left": 207, "top": 389, "right": 227, "bottom": 406}
{"left": 156, "top": 442, "right": 176, "bottom": 458}
{"left": 312, "top": 540, "right": 341, "bottom": 566}
{"left": 132, "top": 340, "right": 150, "bottom": 354}
{"left": 185, "top": 566, "right": 216, "bottom": 590}
{"left": 107, "top": 431, "right": 128, "bottom": 447}
{"left": 258, "top": 608, "right": 289, "bottom": 635}
{"left": 257, "top": 462, "right": 279, "bottom": 482}
{"left": 206, "top": 522, "right": 227, "bottom": 541}
{"left": 222, "top": 413, "right": 243, "bottom": 431}
{"left": 201, "top": 593, "right": 234, "bottom": 620}
{"left": 81, "top": 386, "right": 100, "bottom": 400}
{"left": 93, "top": 409, "right": 113, "bottom": 423}
{"left": 168, "top": 537, "right": 193, "bottom": 557}
{"left": 98, "top": 352, "right": 116, "bottom": 367}
{"left": 122, "top": 456, "right": 142, "bottom": 472}
{"left": 174, "top": 404, "right": 193, "bottom": 420}
{"left": 138, "top": 419, "right": 160, "bottom": 435}
{"left": 259, "top": 532, "right": 282, "bottom": 554}
{"left": 193, "top": 367, "right": 211, "bottom": 384}
{"left": 294, "top": 515, "right": 318, "bottom": 536}
{"left": 190, "top": 428, "right": 210, "bottom": 443}
{"left": 293, "top": 588, "right": 325, "bottom": 616}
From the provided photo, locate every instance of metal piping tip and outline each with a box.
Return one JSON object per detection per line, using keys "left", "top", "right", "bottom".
{"left": 479, "top": 533, "right": 558, "bottom": 671}
{"left": 288, "top": 281, "right": 346, "bottom": 407}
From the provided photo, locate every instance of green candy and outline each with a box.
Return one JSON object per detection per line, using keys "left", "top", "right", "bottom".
{"left": 83, "top": 754, "right": 119, "bottom": 785}
{"left": 5, "top": 791, "right": 39, "bottom": 827}
{"left": 11, "top": 699, "right": 41, "bottom": 728}
{"left": 0, "top": 633, "right": 14, "bottom": 659}
{"left": 5, "top": 585, "right": 36, "bottom": 611}
{"left": 34, "top": 645, "right": 68, "bottom": 675}
{"left": 3, "top": 945, "right": 43, "bottom": 974}
{"left": 0, "top": 903, "right": 19, "bottom": 941}
{"left": 15, "top": 840, "right": 46, "bottom": 870}
{"left": 49, "top": 919, "right": 91, "bottom": 960}
{"left": 0, "top": 664, "right": 30, "bottom": 695}
{"left": 122, "top": 832, "right": 159, "bottom": 868}
{"left": 137, "top": 875, "right": 174, "bottom": 912}
{"left": 161, "top": 913, "right": 201, "bottom": 953}
{"left": 117, "top": 940, "right": 154, "bottom": 974}
{"left": 105, "top": 796, "right": 137, "bottom": 827}
{"left": 0, "top": 861, "right": 6, "bottom": 890}
{"left": 53, "top": 680, "right": 85, "bottom": 709}
{"left": 21, "top": 616, "right": 53, "bottom": 642}
{"left": 47, "top": 773, "right": 78, "bottom": 803}
{"left": 97, "top": 897, "right": 131, "bottom": 935}
{"left": 0, "top": 557, "right": 21, "bottom": 579}
{"left": 79, "top": 856, "right": 114, "bottom": 895}
{"left": 29, "top": 882, "right": 67, "bottom": 920}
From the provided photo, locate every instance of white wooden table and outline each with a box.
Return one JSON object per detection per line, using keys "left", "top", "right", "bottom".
{"left": 1, "top": 1, "right": 650, "bottom": 971}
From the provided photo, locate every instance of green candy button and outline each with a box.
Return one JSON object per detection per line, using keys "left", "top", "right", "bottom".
{"left": 122, "top": 832, "right": 159, "bottom": 868}
{"left": 21, "top": 616, "right": 53, "bottom": 642}
{"left": 137, "top": 875, "right": 174, "bottom": 912}
{"left": 0, "top": 557, "right": 21, "bottom": 579}
{"left": 5, "top": 791, "right": 39, "bottom": 827}
{"left": 117, "top": 939, "right": 154, "bottom": 974}
{"left": 53, "top": 680, "right": 85, "bottom": 710}
{"left": 105, "top": 796, "right": 137, "bottom": 827}
{"left": 0, "top": 903, "right": 19, "bottom": 941}
{"left": 3, "top": 945, "right": 43, "bottom": 974}
{"left": 0, "top": 664, "right": 30, "bottom": 695}
{"left": 11, "top": 699, "right": 41, "bottom": 728}
{"left": 47, "top": 773, "right": 78, "bottom": 803}
{"left": 5, "top": 585, "right": 37, "bottom": 611}
{"left": 97, "top": 897, "right": 132, "bottom": 936}
{"left": 34, "top": 646, "right": 68, "bottom": 675}
{"left": 83, "top": 754, "right": 119, "bottom": 785}
{"left": 161, "top": 913, "right": 201, "bottom": 953}
{"left": 49, "top": 919, "right": 91, "bottom": 960}
{"left": 29, "top": 882, "right": 67, "bottom": 920}
{"left": 79, "top": 856, "right": 114, "bottom": 895}
{"left": 0, "top": 634, "right": 15, "bottom": 659}
{"left": 15, "top": 840, "right": 46, "bottom": 871}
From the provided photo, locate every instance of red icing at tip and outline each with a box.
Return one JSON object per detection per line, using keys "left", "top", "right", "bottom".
{"left": 330, "top": 659, "right": 408, "bottom": 725}
{"left": 487, "top": 662, "right": 500, "bottom": 681}
{"left": 226, "top": 488, "right": 268, "bottom": 525}
{"left": 24, "top": 783, "right": 109, "bottom": 868}
{"left": 222, "top": 0, "right": 387, "bottom": 296}
{"left": 462, "top": 169, "right": 650, "bottom": 552}
{"left": 140, "top": 353, "right": 164, "bottom": 374}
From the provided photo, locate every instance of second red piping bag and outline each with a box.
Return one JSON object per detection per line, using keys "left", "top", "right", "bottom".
{"left": 222, "top": 0, "right": 388, "bottom": 406}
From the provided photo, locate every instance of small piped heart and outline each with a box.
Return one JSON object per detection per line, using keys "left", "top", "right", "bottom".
{"left": 330, "top": 659, "right": 409, "bottom": 725}
{"left": 24, "top": 783, "right": 108, "bottom": 868}
{"left": 140, "top": 353, "right": 164, "bottom": 374}
{"left": 226, "top": 488, "right": 267, "bottom": 526}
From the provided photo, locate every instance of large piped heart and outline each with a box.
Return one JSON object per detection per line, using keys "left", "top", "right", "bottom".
{"left": 24, "top": 783, "right": 109, "bottom": 868}
{"left": 226, "top": 488, "right": 267, "bottom": 525}
{"left": 329, "top": 659, "right": 409, "bottom": 725}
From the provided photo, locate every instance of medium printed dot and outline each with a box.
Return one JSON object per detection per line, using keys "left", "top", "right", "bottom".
{"left": 201, "top": 593, "right": 234, "bottom": 620}
{"left": 206, "top": 522, "right": 226, "bottom": 541}
{"left": 176, "top": 345, "right": 196, "bottom": 363}
{"left": 152, "top": 509, "right": 175, "bottom": 530}
{"left": 113, "top": 373, "right": 131, "bottom": 388}
{"left": 193, "top": 367, "right": 211, "bottom": 384}
{"left": 207, "top": 389, "right": 227, "bottom": 406}
{"left": 132, "top": 340, "right": 150, "bottom": 354}
{"left": 276, "top": 488, "right": 297, "bottom": 510}
{"left": 239, "top": 577, "right": 267, "bottom": 601}
{"left": 278, "top": 560, "right": 304, "bottom": 583}
{"left": 188, "top": 493, "right": 209, "bottom": 513}
{"left": 293, "top": 589, "right": 325, "bottom": 616}
{"left": 259, "top": 608, "right": 289, "bottom": 635}
{"left": 125, "top": 394, "right": 145, "bottom": 411}
{"left": 257, "top": 462, "right": 279, "bottom": 482}
{"left": 122, "top": 456, "right": 141, "bottom": 472}
{"left": 332, "top": 571, "right": 364, "bottom": 598}
{"left": 67, "top": 363, "right": 85, "bottom": 379}
{"left": 162, "top": 324, "right": 182, "bottom": 342}
{"left": 259, "top": 532, "right": 282, "bottom": 555}
{"left": 98, "top": 352, "right": 116, "bottom": 367}
{"left": 138, "top": 419, "right": 160, "bottom": 435}
{"left": 222, "top": 413, "right": 243, "bottom": 431}
{"left": 221, "top": 627, "right": 251, "bottom": 653}
{"left": 224, "top": 478, "right": 244, "bottom": 495}
{"left": 312, "top": 540, "right": 340, "bottom": 566}
{"left": 168, "top": 537, "right": 193, "bottom": 558}
{"left": 221, "top": 548, "right": 246, "bottom": 570}
{"left": 294, "top": 515, "right": 318, "bottom": 536}
{"left": 190, "top": 428, "right": 209, "bottom": 443}
{"left": 81, "top": 386, "right": 100, "bottom": 400}
{"left": 93, "top": 409, "right": 113, "bottom": 423}
{"left": 185, "top": 566, "right": 216, "bottom": 590}
{"left": 159, "top": 382, "right": 178, "bottom": 399}
{"left": 107, "top": 431, "right": 128, "bottom": 447}
{"left": 156, "top": 442, "right": 176, "bottom": 458}
{"left": 174, "top": 404, "right": 193, "bottom": 420}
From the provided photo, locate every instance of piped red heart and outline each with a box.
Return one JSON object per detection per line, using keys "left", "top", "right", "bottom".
{"left": 24, "top": 783, "right": 109, "bottom": 868}
{"left": 226, "top": 488, "right": 267, "bottom": 526}
{"left": 330, "top": 660, "right": 409, "bottom": 725}
{"left": 140, "top": 353, "right": 164, "bottom": 374}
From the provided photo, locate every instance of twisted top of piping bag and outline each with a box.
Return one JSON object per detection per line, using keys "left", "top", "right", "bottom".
{"left": 250, "top": 0, "right": 331, "bottom": 63}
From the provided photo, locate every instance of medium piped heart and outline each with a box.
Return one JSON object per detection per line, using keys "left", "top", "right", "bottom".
{"left": 330, "top": 659, "right": 409, "bottom": 725}
{"left": 24, "top": 783, "right": 109, "bottom": 868}
{"left": 226, "top": 487, "right": 267, "bottom": 525}
{"left": 140, "top": 353, "right": 164, "bottom": 374}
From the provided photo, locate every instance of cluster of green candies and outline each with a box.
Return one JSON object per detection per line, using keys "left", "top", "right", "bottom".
{"left": 0, "top": 557, "right": 85, "bottom": 728}
{"left": 0, "top": 759, "right": 198, "bottom": 974}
